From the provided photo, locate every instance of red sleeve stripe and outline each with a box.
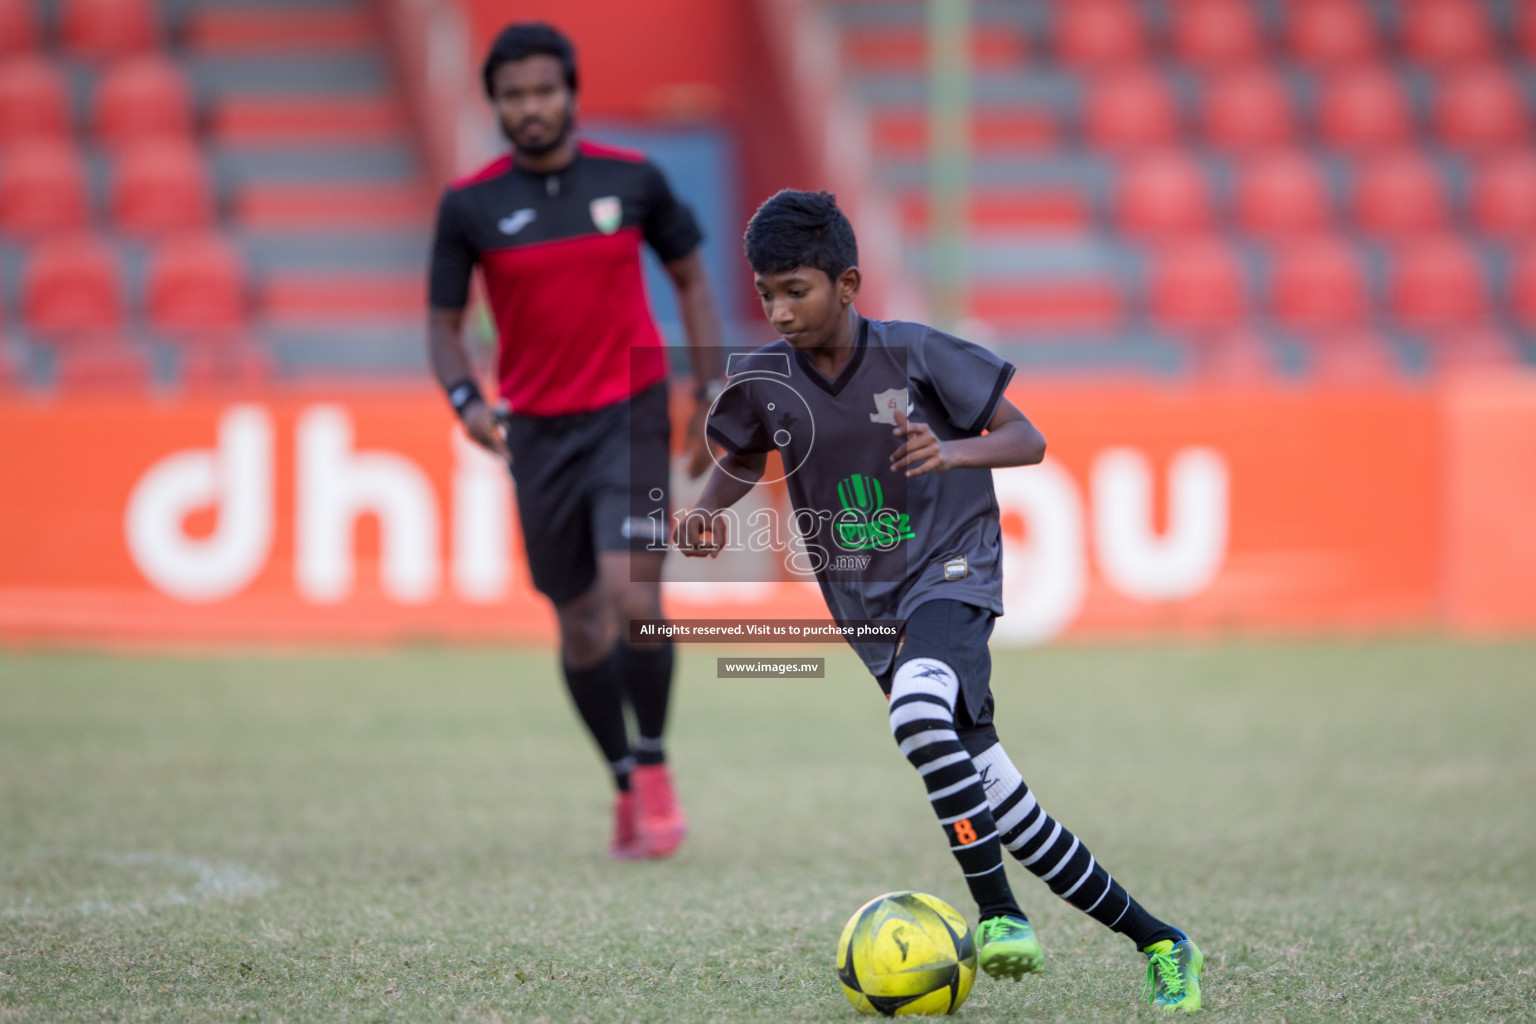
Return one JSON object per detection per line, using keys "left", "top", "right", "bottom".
{"left": 578, "top": 139, "right": 646, "bottom": 163}
{"left": 451, "top": 154, "right": 513, "bottom": 189}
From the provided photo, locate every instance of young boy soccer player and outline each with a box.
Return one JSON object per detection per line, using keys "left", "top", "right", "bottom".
{"left": 676, "top": 191, "right": 1205, "bottom": 1010}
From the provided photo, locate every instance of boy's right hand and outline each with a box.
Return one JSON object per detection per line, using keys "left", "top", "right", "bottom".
{"left": 674, "top": 509, "right": 726, "bottom": 557}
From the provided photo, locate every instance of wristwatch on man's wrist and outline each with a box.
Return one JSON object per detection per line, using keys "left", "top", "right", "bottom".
{"left": 446, "top": 379, "right": 484, "bottom": 419}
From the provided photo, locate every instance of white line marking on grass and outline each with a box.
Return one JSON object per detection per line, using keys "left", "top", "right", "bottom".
{"left": 0, "top": 851, "right": 276, "bottom": 919}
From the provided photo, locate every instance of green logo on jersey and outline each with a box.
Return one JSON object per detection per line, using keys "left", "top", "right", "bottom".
{"left": 836, "top": 473, "right": 882, "bottom": 514}
{"left": 833, "top": 473, "right": 915, "bottom": 551}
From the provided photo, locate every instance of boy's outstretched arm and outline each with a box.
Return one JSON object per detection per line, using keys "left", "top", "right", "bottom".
{"left": 891, "top": 398, "right": 1045, "bottom": 477}
{"left": 674, "top": 450, "right": 768, "bottom": 556}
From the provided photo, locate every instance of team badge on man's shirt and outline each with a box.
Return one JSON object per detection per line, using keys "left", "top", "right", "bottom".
{"left": 868, "top": 387, "right": 913, "bottom": 426}
{"left": 590, "top": 196, "right": 622, "bottom": 234}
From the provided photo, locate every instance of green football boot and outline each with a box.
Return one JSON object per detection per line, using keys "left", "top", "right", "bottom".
{"left": 1143, "top": 935, "right": 1204, "bottom": 1012}
{"left": 976, "top": 915, "right": 1045, "bottom": 980}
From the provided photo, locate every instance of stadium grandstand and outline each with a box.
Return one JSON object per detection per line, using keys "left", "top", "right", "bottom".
{"left": 0, "top": 0, "right": 443, "bottom": 389}
{"left": 829, "top": 0, "right": 1536, "bottom": 378}
{"left": 0, "top": 0, "right": 740, "bottom": 392}
{"left": 1, "top": 0, "right": 1532, "bottom": 393}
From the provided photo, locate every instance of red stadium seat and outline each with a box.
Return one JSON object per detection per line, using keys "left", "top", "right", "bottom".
{"left": 1055, "top": 0, "right": 1146, "bottom": 67}
{"left": 1352, "top": 153, "right": 1451, "bottom": 237}
{"left": 967, "top": 279, "right": 1124, "bottom": 331}
{"left": 183, "top": 6, "right": 375, "bottom": 52}
{"left": 0, "top": 344, "right": 21, "bottom": 390}
{"left": 899, "top": 189, "right": 1089, "bottom": 235}
{"left": 1201, "top": 68, "right": 1296, "bottom": 152}
{"left": 0, "top": 0, "right": 40, "bottom": 53}
{"left": 1470, "top": 153, "right": 1536, "bottom": 239}
{"left": 1401, "top": 0, "right": 1492, "bottom": 67}
{"left": 60, "top": 0, "right": 160, "bottom": 57}
{"left": 1082, "top": 69, "right": 1180, "bottom": 151}
{"left": 232, "top": 181, "right": 427, "bottom": 229}
{"left": 1170, "top": 0, "right": 1264, "bottom": 67}
{"left": 93, "top": 55, "right": 195, "bottom": 147}
{"left": 1234, "top": 153, "right": 1333, "bottom": 238}
{"left": 1299, "top": 330, "right": 1400, "bottom": 382}
{"left": 840, "top": 24, "right": 1027, "bottom": 73}
{"left": 1506, "top": 247, "right": 1536, "bottom": 328}
{"left": 874, "top": 109, "right": 1059, "bottom": 157}
{"left": 147, "top": 233, "right": 248, "bottom": 334}
{"left": 1434, "top": 67, "right": 1528, "bottom": 150}
{"left": 110, "top": 141, "right": 216, "bottom": 235}
{"left": 1387, "top": 237, "right": 1489, "bottom": 328}
{"left": 177, "top": 338, "right": 273, "bottom": 391}
{"left": 1421, "top": 327, "right": 1521, "bottom": 375}
{"left": 23, "top": 235, "right": 126, "bottom": 336}
{"left": 0, "top": 142, "right": 90, "bottom": 238}
{"left": 1115, "top": 151, "right": 1215, "bottom": 237}
{"left": 1186, "top": 330, "right": 1277, "bottom": 382}
{"left": 1268, "top": 237, "right": 1370, "bottom": 328}
{"left": 1146, "top": 240, "right": 1247, "bottom": 329}
{"left": 1315, "top": 67, "right": 1414, "bottom": 152}
{"left": 50, "top": 337, "right": 153, "bottom": 391}
{"left": 262, "top": 271, "right": 425, "bottom": 323}
{"left": 210, "top": 94, "right": 407, "bottom": 145}
{"left": 0, "top": 56, "right": 71, "bottom": 144}
{"left": 1286, "top": 0, "right": 1379, "bottom": 66}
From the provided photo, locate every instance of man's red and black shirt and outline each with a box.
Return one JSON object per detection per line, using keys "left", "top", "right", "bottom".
{"left": 429, "top": 140, "right": 703, "bottom": 417}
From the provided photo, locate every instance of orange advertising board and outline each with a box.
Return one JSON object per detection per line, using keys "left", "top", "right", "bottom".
{"left": 1440, "top": 374, "right": 1536, "bottom": 635}
{"left": 1, "top": 379, "right": 1532, "bottom": 647}
{"left": 1006, "top": 386, "right": 1440, "bottom": 639}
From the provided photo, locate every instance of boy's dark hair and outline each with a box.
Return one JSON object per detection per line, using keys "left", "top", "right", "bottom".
{"left": 482, "top": 22, "right": 578, "bottom": 98}
{"left": 744, "top": 189, "right": 858, "bottom": 281}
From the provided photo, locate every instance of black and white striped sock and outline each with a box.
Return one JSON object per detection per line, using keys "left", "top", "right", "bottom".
{"left": 889, "top": 658, "right": 1022, "bottom": 922}
{"left": 968, "top": 740, "right": 1180, "bottom": 949}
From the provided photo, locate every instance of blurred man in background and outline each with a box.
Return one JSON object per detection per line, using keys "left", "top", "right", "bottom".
{"left": 426, "top": 22, "right": 724, "bottom": 860}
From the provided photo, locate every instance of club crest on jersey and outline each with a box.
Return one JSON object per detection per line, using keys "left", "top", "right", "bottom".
{"left": 590, "top": 196, "right": 622, "bottom": 234}
{"left": 868, "top": 387, "right": 913, "bottom": 425}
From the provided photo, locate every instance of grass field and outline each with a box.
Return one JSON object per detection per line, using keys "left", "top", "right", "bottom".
{"left": 1, "top": 639, "right": 1533, "bottom": 1023}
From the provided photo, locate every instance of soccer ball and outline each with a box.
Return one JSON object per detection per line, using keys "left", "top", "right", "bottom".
{"left": 835, "top": 891, "right": 977, "bottom": 1016}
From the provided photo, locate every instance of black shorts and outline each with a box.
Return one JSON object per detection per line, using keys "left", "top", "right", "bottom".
{"left": 502, "top": 380, "right": 672, "bottom": 605}
{"left": 877, "top": 599, "right": 996, "bottom": 730}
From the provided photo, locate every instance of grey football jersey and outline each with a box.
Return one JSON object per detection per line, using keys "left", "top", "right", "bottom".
{"left": 707, "top": 317, "right": 1015, "bottom": 676}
